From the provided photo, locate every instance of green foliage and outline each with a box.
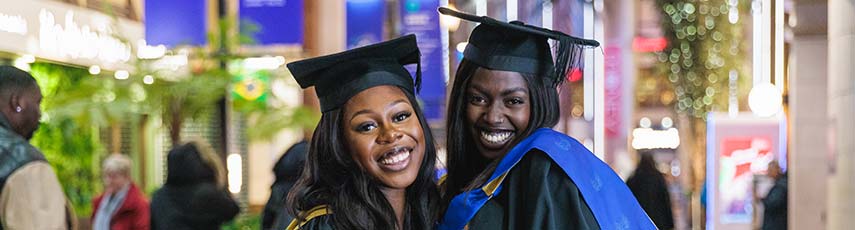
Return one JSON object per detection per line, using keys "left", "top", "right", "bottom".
{"left": 133, "top": 17, "right": 318, "bottom": 143}
{"left": 31, "top": 63, "right": 145, "bottom": 127}
{"left": 223, "top": 213, "right": 262, "bottom": 230}
{"left": 14, "top": 11, "right": 317, "bottom": 220}
{"left": 29, "top": 63, "right": 104, "bottom": 217}
{"left": 656, "top": 0, "right": 747, "bottom": 118}
{"left": 247, "top": 105, "right": 320, "bottom": 141}
{"left": 31, "top": 120, "right": 102, "bottom": 217}
{"left": 141, "top": 61, "right": 230, "bottom": 124}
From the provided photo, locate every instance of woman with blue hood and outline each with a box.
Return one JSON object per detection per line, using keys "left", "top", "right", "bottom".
{"left": 437, "top": 8, "right": 656, "bottom": 230}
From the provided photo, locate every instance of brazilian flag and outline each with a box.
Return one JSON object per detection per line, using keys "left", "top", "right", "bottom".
{"left": 232, "top": 70, "right": 269, "bottom": 110}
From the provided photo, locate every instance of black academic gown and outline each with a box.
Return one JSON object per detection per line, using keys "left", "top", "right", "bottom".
{"left": 292, "top": 215, "right": 334, "bottom": 230}
{"left": 626, "top": 169, "right": 674, "bottom": 229}
{"left": 263, "top": 140, "right": 308, "bottom": 230}
{"left": 761, "top": 174, "right": 788, "bottom": 230}
{"left": 468, "top": 150, "right": 600, "bottom": 230}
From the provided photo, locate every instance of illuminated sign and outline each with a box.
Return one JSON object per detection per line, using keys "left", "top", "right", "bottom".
{"left": 0, "top": 13, "right": 27, "bottom": 35}
{"left": 631, "top": 127, "right": 681, "bottom": 150}
{"left": 0, "top": 0, "right": 143, "bottom": 70}
{"left": 38, "top": 9, "right": 131, "bottom": 64}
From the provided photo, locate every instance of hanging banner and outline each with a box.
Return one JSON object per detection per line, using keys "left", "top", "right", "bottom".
{"left": 400, "top": 0, "right": 445, "bottom": 121}
{"left": 604, "top": 45, "right": 623, "bottom": 138}
{"left": 239, "top": 0, "right": 304, "bottom": 45}
{"left": 346, "top": 0, "right": 385, "bottom": 49}
{"left": 145, "top": 0, "right": 207, "bottom": 47}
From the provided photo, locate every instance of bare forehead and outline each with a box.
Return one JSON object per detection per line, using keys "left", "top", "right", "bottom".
{"left": 469, "top": 68, "right": 529, "bottom": 91}
{"left": 343, "top": 85, "right": 411, "bottom": 115}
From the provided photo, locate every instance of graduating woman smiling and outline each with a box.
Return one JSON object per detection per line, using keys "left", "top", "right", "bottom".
{"left": 438, "top": 7, "right": 656, "bottom": 230}
{"left": 285, "top": 35, "right": 439, "bottom": 230}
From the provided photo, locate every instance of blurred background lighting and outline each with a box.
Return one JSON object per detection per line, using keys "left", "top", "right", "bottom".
{"left": 13, "top": 54, "right": 35, "bottom": 71}
{"left": 89, "top": 65, "right": 101, "bottom": 75}
{"left": 439, "top": 4, "right": 461, "bottom": 31}
{"left": 456, "top": 42, "right": 468, "bottom": 53}
{"left": 748, "top": 83, "right": 783, "bottom": 117}
{"left": 640, "top": 117, "right": 652, "bottom": 128}
{"left": 227, "top": 154, "right": 243, "bottom": 194}
{"left": 243, "top": 56, "right": 286, "bottom": 70}
{"left": 662, "top": 117, "right": 674, "bottom": 129}
{"left": 137, "top": 39, "right": 167, "bottom": 59}
{"left": 114, "top": 70, "right": 129, "bottom": 80}
{"left": 143, "top": 75, "right": 155, "bottom": 85}
{"left": 632, "top": 128, "right": 681, "bottom": 150}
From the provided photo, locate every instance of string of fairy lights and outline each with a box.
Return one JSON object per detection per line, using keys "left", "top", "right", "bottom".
{"left": 657, "top": 0, "right": 746, "bottom": 119}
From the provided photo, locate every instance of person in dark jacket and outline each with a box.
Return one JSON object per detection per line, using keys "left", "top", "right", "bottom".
{"left": 150, "top": 138, "right": 239, "bottom": 230}
{"left": 91, "top": 154, "right": 150, "bottom": 230}
{"left": 261, "top": 140, "right": 308, "bottom": 230}
{"left": 0, "top": 65, "right": 77, "bottom": 230}
{"left": 626, "top": 153, "right": 675, "bottom": 230}
{"left": 762, "top": 161, "right": 787, "bottom": 230}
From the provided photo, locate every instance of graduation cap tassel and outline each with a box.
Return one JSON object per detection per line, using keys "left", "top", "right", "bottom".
{"left": 554, "top": 37, "right": 589, "bottom": 88}
{"left": 552, "top": 35, "right": 572, "bottom": 87}
{"left": 415, "top": 57, "right": 423, "bottom": 93}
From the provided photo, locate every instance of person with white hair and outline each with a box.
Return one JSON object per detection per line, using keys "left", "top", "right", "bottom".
{"left": 91, "top": 154, "right": 150, "bottom": 230}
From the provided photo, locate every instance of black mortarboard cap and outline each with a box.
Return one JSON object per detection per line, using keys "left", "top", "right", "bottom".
{"left": 438, "top": 7, "right": 599, "bottom": 86}
{"left": 287, "top": 35, "right": 421, "bottom": 112}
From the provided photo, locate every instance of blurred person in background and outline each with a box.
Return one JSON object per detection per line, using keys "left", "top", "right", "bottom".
{"left": 626, "top": 153, "right": 675, "bottom": 230}
{"left": 150, "top": 138, "right": 239, "bottom": 230}
{"left": 261, "top": 140, "right": 308, "bottom": 230}
{"left": 0, "top": 65, "right": 77, "bottom": 229}
{"left": 761, "top": 160, "right": 787, "bottom": 230}
{"left": 91, "top": 154, "right": 150, "bottom": 230}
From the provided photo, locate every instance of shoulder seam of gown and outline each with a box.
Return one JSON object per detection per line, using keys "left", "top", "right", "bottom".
{"left": 286, "top": 205, "right": 331, "bottom": 230}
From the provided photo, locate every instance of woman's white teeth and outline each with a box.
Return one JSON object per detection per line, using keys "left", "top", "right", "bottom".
{"left": 481, "top": 131, "right": 512, "bottom": 143}
{"left": 380, "top": 148, "right": 410, "bottom": 165}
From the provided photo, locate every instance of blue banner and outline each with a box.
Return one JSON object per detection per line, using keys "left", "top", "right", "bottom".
{"left": 346, "top": 0, "right": 385, "bottom": 49}
{"left": 400, "top": 0, "right": 445, "bottom": 121}
{"left": 239, "top": 0, "right": 304, "bottom": 45}
{"left": 145, "top": 0, "right": 207, "bottom": 47}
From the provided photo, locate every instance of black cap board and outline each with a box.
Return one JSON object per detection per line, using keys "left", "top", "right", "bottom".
{"left": 438, "top": 7, "right": 599, "bottom": 86}
{"left": 286, "top": 34, "right": 422, "bottom": 112}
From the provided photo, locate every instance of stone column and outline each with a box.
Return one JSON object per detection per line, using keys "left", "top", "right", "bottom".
{"left": 302, "top": 0, "right": 345, "bottom": 122}
{"left": 827, "top": 0, "right": 855, "bottom": 229}
{"left": 789, "top": 1, "right": 829, "bottom": 229}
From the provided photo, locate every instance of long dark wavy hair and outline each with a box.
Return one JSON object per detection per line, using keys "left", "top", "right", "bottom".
{"left": 287, "top": 87, "right": 440, "bottom": 230}
{"left": 441, "top": 59, "right": 562, "bottom": 208}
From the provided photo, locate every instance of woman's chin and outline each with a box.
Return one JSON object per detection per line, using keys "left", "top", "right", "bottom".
{"left": 375, "top": 169, "right": 421, "bottom": 190}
